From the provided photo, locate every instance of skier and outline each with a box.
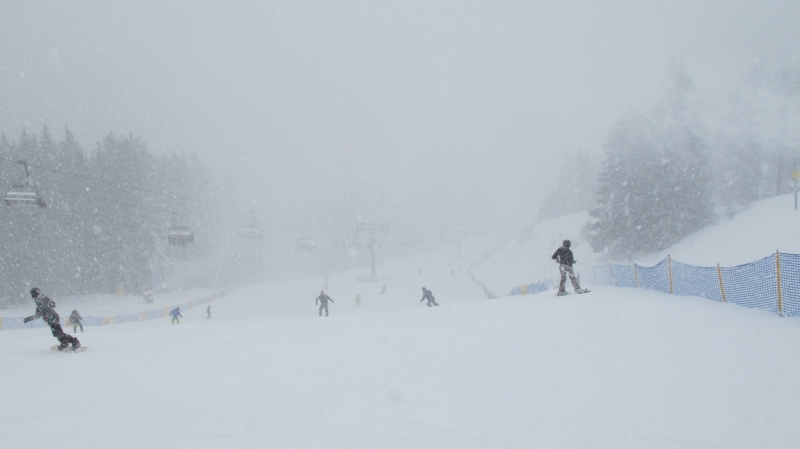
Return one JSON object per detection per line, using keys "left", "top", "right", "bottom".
{"left": 170, "top": 306, "right": 182, "bottom": 324}
{"left": 420, "top": 287, "right": 439, "bottom": 307}
{"left": 381, "top": 285, "right": 386, "bottom": 294}
{"left": 23, "top": 288, "right": 81, "bottom": 351}
{"left": 69, "top": 309, "right": 84, "bottom": 333}
{"left": 355, "top": 294, "right": 362, "bottom": 307}
{"left": 315, "top": 290, "right": 334, "bottom": 317}
{"left": 206, "top": 305, "right": 211, "bottom": 319}
{"left": 552, "top": 239, "right": 586, "bottom": 295}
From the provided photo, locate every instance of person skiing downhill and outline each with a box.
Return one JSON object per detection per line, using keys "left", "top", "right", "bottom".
{"left": 316, "top": 291, "right": 334, "bottom": 316}
{"left": 69, "top": 309, "right": 84, "bottom": 333}
{"left": 420, "top": 287, "right": 439, "bottom": 307}
{"left": 23, "top": 288, "right": 81, "bottom": 351}
{"left": 552, "top": 240, "right": 586, "bottom": 295}
{"left": 354, "top": 294, "right": 362, "bottom": 307}
{"left": 206, "top": 305, "right": 211, "bottom": 319}
{"left": 170, "top": 307, "right": 182, "bottom": 324}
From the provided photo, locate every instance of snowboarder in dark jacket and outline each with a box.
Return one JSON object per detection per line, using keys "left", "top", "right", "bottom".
{"left": 23, "top": 288, "right": 81, "bottom": 351}
{"left": 420, "top": 287, "right": 439, "bottom": 307}
{"left": 69, "top": 309, "right": 84, "bottom": 333}
{"left": 170, "top": 307, "right": 182, "bottom": 324}
{"left": 316, "top": 291, "right": 334, "bottom": 316}
{"left": 552, "top": 240, "right": 584, "bottom": 295}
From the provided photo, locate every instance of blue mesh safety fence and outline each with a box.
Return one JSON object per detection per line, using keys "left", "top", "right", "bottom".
{"left": 635, "top": 259, "right": 671, "bottom": 294}
{"left": 0, "top": 290, "right": 226, "bottom": 330}
{"left": 508, "top": 279, "right": 555, "bottom": 297}
{"left": 592, "top": 252, "right": 800, "bottom": 317}
{"left": 780, "top": 253, "right": 800, "bottom": 317}
{"left": 610, "top": 263, "right": 637, "bottom": 288}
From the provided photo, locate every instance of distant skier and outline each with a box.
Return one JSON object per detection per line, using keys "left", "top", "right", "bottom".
{"left": 23, "top": 288, "right": 81, "bottom": 351}
{"left": 381, "top": 285, "right": 386, "bottom": 294}
{"left": 354, "top": 294, "right": 362, "bottom": 307}
{"left": 420, "top": 287, "right": 439, "bottom": 307}
{"left": 316, "top": 290, "right": 334, "bottom": 317}
{"left": 206, "top": 305, "right": 211, "bottom": 319}
{"left": 170, "top": 306, "right": 182, "bottom": 325}
{"left": 552, "top": 239, "right": 585, "bottom": 295}
{"left": 69, "top": 309, "right": 84, "bottom": 333}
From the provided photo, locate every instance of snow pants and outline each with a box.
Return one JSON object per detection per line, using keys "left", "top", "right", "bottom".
{"left": 425, "top": 299, "right": 439, "bottom": 307}
{"left": 73, "top": 322, "right": 84, "bottom": 333}
{"left": 172, "top": 317, "right": 180, "bottom": 324}
{"left": 319, "top": 304, "right": 329, "bottom": 316}
{"left": 50, "top": 322, "right": 80, "bottom": 349}
{"left": 558, "top": 263, "right": 581, "bottom": 292}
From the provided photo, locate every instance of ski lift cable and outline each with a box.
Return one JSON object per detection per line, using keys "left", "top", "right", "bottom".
{"left": 0, "top": 157, "right": 238, "bottom": 212}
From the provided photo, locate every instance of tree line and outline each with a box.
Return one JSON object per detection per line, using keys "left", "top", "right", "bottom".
{"left": 0, "top": 127, "right": 217, "bottom": 304}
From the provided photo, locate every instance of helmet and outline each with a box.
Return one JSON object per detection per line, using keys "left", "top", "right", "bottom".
{"left": 563, "top": 240, "right": 571, "bottom": 248}
{"left": 30, "top": 287, "right": 41, "bottom": 298}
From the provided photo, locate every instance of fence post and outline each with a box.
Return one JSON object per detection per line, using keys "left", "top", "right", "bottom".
{"left": 716, "top": 263, "right": 727, "bottom": 302}
{"left": 776, "top": 250, "right": 783, "bottom": 316}
{"left": 634, "top": 262, "right": 640, "bottom": 288}
{"left": 668, "top": 255, "right": 674, "bottom": 294}
{"left": 608, "top": 262, "right": 618, "bottom": 287}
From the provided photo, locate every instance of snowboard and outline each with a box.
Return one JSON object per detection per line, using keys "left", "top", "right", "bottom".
{"left": 51, "top": 345, "right": 87, "bottom": 353}
{"left": 556, "top": 289, "right": 591, "bottom": 296}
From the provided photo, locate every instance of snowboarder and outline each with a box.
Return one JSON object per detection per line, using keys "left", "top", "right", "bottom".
{"left": 316, "top": 290, "right": 334, "bottom": 316}
{"left": 420, "top": 287, "right": 439, "bottom": 307}
{"left": 354, "top": 294, "right": 362, "bottom": 307}
{"left": 23, "top": 288, "right": 81, "bottom": 351}
{"left": 69, "top": 309, "right": 84, "bottom": 333}
{"left": 552, "top": 240, "right": 585, "bottom": 295}
{"left": 206, "top": 305, "right": 211, "bottom": 319}
{"left": 170, "top": 306, "right": 182, "bottom": 324}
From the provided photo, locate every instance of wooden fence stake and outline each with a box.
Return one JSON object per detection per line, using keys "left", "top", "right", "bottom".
{"left": 716, "top": 263, "right": 727, "bottom": 303}
{"left": 634, "top": 262, "right": 640, "bottom": 288}
{"left": 668, "top": 255, "right": 674, "bottom": 294}
{"left": 776, "top": 250, "right": 783, "bottom": 316}
{"left": 608, "top": 262, "right": 618, "bottom": 287}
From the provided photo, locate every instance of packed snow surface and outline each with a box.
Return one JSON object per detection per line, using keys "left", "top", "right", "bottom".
{"left": 3, "top": 195, "right": 800, "bottom": 448}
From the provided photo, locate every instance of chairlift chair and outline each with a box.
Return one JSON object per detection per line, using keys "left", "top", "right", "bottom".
{"left": 237, "top": 211, "right": 263, "bottom": 239}
{"left": 4, "top": 161, "right": 46, "bottom": 207}
{"left": 400, "top": 238, "right": 417, "bottom": 247}
{"left": 296, "top": 237, "right": 316, "bottom": 251}
{"left": 344, "top": 236, "right": 362, "bottom": 248}
{"left": 168, "top": 225, "right": 195, "bottom": 246}
{"left": 237, "top": 225, "right": 263, "bottom": 240}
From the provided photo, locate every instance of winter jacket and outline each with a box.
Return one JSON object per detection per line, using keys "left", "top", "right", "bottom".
{"left": 552, "top": 246, "right": 575, "bottom": 266}
{"left": 420, "top": 288, "right": 435, "bottom": 302}
{"left": 70, "top": 311, "right": 83, "bottom": 323}
{"left": 315, "top": 294, "right": 333, "bottom": 305}
{"left": 169, "top": 308, "right": 182, "bottom": 318}
{"left": 23, "top": 295, "right": 60, "bottom": 326}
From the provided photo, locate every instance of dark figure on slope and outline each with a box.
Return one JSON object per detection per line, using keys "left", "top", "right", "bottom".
{"left": 316, "top": 291, "right": 334, "bottom": 317}
{"left": 69, "top": 309, "right": 84, "bottom": 333}
{"left": 170, "top": 307, "right": 182, "bottom": 324}
{"left": 420, "top": 287, "right": 439, "bottom": 307}
{"left": 552, "top": 240, "right": 586, "bottom": 295}
{"left": 23, "top": 288, "right": 81, "bottom": 351}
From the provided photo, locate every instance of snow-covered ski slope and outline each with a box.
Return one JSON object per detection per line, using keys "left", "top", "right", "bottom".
{"left": 471, "top": 193, "right": 800, "bottom": 294}
{"left": 4, "top": 195, "right": 800, "bottom": 448}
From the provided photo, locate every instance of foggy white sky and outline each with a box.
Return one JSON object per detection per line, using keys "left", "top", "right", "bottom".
{"left": 2, "top": 0, "right": 800, "bottom": 233}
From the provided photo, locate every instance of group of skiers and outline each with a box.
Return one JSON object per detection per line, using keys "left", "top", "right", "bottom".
{"left": 314, "top": 285, "right": 439, "bottom": 317}
{"left": 24, "top": 239, "right": 583, "bottom": 350}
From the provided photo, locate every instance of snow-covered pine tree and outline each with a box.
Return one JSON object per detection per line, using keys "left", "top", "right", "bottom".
{"left": 586, "top": 65, "right": 714, "bottom": 259}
